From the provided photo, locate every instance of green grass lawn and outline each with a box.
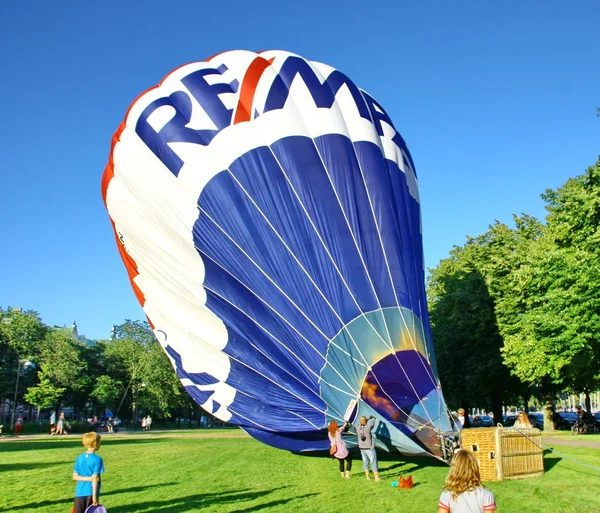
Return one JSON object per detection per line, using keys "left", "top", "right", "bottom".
{"left": 1, "top": 430, "right": 599, "bottom": 513}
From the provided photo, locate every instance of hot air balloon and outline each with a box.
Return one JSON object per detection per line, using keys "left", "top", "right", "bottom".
{"left": 102, "top": 50, "right": 459, "bottom": 461}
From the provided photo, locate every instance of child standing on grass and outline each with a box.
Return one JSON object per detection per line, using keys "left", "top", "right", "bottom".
{"left": 72, "top": 432, "right": 105, "bottom": 513}
{"left": 328, "top": 420, "right": 352, "bottom": 479}
{"left": 437, "top": 450, "right": 497, "bottom": 513}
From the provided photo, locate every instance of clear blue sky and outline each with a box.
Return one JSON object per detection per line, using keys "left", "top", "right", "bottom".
{"left": 1, "top": 1, "right": 598, "bottom": 340}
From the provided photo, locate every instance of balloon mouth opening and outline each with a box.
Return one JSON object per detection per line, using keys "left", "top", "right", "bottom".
{"left": 359, "top": 350, "right": 449, "bottom": 458}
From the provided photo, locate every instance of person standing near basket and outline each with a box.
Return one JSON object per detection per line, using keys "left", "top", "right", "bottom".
{"left": 328, "top": 420, "right": 352, "bottom": 479}
{"left": 513, "top": 411, "right": 532, "bottom": 429}
{"left": 358, "top": 415, "right": 380, "bottom": 481}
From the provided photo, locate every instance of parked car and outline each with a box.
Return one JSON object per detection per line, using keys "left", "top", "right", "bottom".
{"left": 472, "top": 415, "right": 494, "bottom": 427}
{"left": 502, "top": 415, "right": 518, "bottom": 427}
{"left": 528, "top": 413, "right": 544, "bottom": 429}
{"left": 557, "top": 411, "right": 578, "bottom": 427}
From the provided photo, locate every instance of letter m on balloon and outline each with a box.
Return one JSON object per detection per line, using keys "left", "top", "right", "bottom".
{"left": 263, "top": 57, "right": 371, "bottom": 121}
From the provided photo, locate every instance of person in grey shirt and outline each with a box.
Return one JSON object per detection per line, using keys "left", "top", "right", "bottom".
{"left": 358, "top": 415, "right": 380, "bottom": 481}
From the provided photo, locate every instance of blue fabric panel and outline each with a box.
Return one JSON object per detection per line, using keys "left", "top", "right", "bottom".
{"left": 202, "top": 264, "right": 325, "bottom": 387}
{"left": 313, "top": 135, "right": 397, "bottom": 309}
{"left": 223, "top": 331, "right": 326, "bottom": 413}
{"left": 272, "top": 136, "right": 385, "bottom": 313}
{"left": 225, "top": 359, "right": 324, "bottom": 426}
{"left": 229, "top": 145, "right": 364, "bottom": 326}
{"left": 384, "top": 157, "right": 438, "bottom": 369}
{"left": 196, "top": 168, "right": 343, "bottom": 340}
{"left": 243, "top": 427, "right": 331, "bottom": 452}
{"left": 226, "top": 389, "right": 320, "bottom": 431}
{"left": 352, "top": 142, "right": 413, "bottom": 308}
{"left": 385, "top": 157, "right": 425, "bottom": 321}
{"left": 167, "top": 344, "right": 322, "bottom": 431}
{"left": 194, "top": 205, "right": 331, "bottom": 351}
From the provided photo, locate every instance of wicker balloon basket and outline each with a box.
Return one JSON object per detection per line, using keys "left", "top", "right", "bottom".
{"left": 460, "top": 427, "right": 544, "bottom": 481}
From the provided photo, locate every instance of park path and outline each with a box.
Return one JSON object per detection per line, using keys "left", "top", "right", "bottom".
{"left": 542, "top": 436, "right": 600, "bottom": 449}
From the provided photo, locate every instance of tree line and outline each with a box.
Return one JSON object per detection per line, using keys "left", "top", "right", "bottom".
{"left": 427, "top": 157, "right": 600, "bottom": 429}
{"left": 0, "top": 315, "right": 215, "bottom": 432}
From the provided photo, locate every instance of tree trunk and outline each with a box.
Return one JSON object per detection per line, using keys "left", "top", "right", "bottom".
{"left": 523, "top": 392, "right": 530, "bottom": 413}
{"left": 543, "top": 397, "right": 555, "bottom": 432}
{"left": 584, "top": 391, "right": 592, "bottom": 413}
{"left": 491, "top": 390, "right": 503, "bottom": 427}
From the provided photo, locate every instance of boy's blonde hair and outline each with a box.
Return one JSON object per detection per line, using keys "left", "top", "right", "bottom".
{"left": 443, "top": 450, "right": 482, "bottom": 499}
{"left": 82, "top": 432, "right": 101, "bottom": 450}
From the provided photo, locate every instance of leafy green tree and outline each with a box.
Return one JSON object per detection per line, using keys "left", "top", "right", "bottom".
{"left": 24, "top": 373, "right": 65, "bottom": 423}
{"left": 0, "top": 308, "right": 47, "bottom": 423}
{"left": 0, "top": 308, "right": 47, "bottom": 360}
{"left": 36, "top": 331, "right": 89, "bottom": 413}
{"left": 501, "top": 158, "right": 600, "bottom": 416}
{"left": 91, "top": 375, "right": 122, "bottom": 413}
{"left": 427, "top": 217, "right": 541, "bottom": 423}
{"left": 106, "top": 320, "right": 183, "bottom": 423}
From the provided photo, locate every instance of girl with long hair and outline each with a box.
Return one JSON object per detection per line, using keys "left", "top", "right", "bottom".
{"left": 328, "top": 420, "right": 352, "bottom": 479}
{"left": 437, "top": 450, "right": 497, "bottom": 512}
{"left": 513, "top": 411, "right": 532, "bottom": 429}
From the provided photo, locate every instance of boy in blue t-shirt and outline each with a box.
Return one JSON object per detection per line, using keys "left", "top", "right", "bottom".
{"left": 72, "top": 432, "right": 105, "bottom": 513}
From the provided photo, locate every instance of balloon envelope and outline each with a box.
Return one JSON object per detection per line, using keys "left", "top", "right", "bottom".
{"left": 102, "top": 50, "right": 459, "bottom": 460}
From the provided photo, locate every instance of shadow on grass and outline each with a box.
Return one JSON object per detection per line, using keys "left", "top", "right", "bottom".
{"left": 0, "top": 483, "right": 178, "bottom": 512}
{"left": 299, "top": 449, "right": 447, "bottom": 480}
{"left": 107, "top": 487, "right": 309, "bottom": 513}
{"left": 543, "top": 449, "right": 562, "bottom": 472}
{"left": 0, "top": 437, "right": 169, "bottom": 452}
{"left": 0, "top": 461, "right": 71, "bottom": 472}
{"left": 379, "top": 461, "right": 427, "bottom": 479}
{"left": 228, "top": 494, "right": 319, "bottom": 513}
{"left": 554, "top": 464, "right": 600, "bottom": 478}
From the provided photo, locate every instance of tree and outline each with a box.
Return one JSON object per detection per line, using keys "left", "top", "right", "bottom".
{"left": 427, "top": 217, "right": 542, "bottom": 423}
{"left": 0, "top": 308, "right": 47, "bottom": 423}
{"left": 0, "top": 308, "right": 47, "bottom": 360}
{"left": 24, "top": 373, "right": 65, "bottom": 423}
{"left": 35, "top": 331, "right": 89, "bottom": 413}
{"left": 106, "top": 320, "right": 183, "bottom": 423}
{"left": 91, "top": 375, "right": 122, "bottom": 413}
{"left": 501, "top": 158, "right": 600, "bottom": 416}
{"left": 428, "top": 266, "right": 501, "bottom": 423}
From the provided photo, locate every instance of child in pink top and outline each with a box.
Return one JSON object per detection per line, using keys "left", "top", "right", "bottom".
{"left": 328, "top": 420, "right": 352, "bottom": 478}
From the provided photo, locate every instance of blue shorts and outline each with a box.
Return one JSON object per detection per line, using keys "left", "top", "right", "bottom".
{"left": 360, "top": 448, "right": 378, "bottom": 471}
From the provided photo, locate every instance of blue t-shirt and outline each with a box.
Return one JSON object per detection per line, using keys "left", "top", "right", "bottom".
{"left": 74, "top": 452, "right": 105, "bottom": 497}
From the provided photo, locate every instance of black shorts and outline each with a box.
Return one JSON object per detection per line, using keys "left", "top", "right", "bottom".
{"left": 74, "top": 496, "right": 93, "bottom": 513}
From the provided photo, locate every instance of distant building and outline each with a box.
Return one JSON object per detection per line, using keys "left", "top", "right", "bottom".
{"left": 52, "top": 321, "right": 96, "bottom": 347}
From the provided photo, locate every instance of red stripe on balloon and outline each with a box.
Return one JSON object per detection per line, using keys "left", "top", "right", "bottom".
{"left": 233, "top": 57, "right": 274, "bottom": 125}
